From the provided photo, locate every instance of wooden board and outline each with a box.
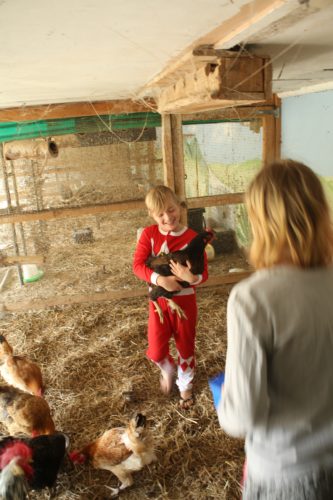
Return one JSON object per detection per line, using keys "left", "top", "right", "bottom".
{"left": 157, "top": 54, "right": 272, "bottom": 113}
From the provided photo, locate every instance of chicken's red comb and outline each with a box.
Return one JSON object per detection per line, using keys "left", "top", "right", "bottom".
{"left": 69, "top": 450, "right": 86, "bottom": 464}
{"left": 0, "top": 442, "right": 33, "bottom": 476}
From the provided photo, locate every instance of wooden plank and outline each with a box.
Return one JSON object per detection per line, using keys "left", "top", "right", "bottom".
{"left": 143, "top": 0, "right": 295, "bottom": 91}
{"left": 171, "top": 115, "right": 185, "bottom": 201}
{"left": 161, "top": 114, "right": 175, "bottom": 190}
{"left": 1, "top": 271, "right": 252, "bottom": 312}
{"left": 0, "top": 192, "right": 245, "bottom": 225}
{"left": 0, "top": 199, "right": 146, "bottom": 225}
{"left": 170, "top": 114, "right": 187, "bottom": 225}
{"left": 157, "top": 54, "right": 270, "bottom": 114}
{"left": 274, "top": 94, "right": 282, "bottom": 159}
{"left": 182, "top": 104, "right": 275, "bottom": 122}
{"left": 262, "top": 114, "right": 276, "bottom": 165}
{"left": 187, "top": 193, "right": 244, "bottom": 208}
{"left": 1, "top": 255, "right": 45, "bottom": 266}
{"left": 0, "top": 99, "right": 157, "bottom": 122}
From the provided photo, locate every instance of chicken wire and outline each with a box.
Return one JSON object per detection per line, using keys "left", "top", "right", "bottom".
{"left": 182, "top": 119, "right": 262, "bottom": 250}
{"left": 0, "top": 122, "right": 252, "bottom": 301}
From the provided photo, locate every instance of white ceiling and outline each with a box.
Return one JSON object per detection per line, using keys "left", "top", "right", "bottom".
{"left": 1, "top": 0, "right": 333, "bottom": 111}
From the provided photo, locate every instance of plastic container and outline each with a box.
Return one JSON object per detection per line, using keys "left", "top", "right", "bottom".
{"left": 208, "top": 372, "right": 225, "bottom": 409}
{"left": 22, "top": 264, "right": 44, "bottom": 284}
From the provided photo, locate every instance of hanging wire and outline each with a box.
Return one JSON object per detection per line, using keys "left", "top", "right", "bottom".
{"left": 88, "top": 101, "right": 150, "bottom": 144}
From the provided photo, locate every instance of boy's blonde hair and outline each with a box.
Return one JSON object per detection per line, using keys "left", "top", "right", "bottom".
{"left": 246, "top": 159, "right": 333, "bottom": 269}
{"left": 145, "top": 185, "right": 181, "bottom": 215}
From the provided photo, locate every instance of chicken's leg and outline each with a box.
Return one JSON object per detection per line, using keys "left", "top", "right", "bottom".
{"left": 166, "top": 299, "right": 187, "bottom": 320}
{"left": 108, "top": 466, "right": 133, "bottom": 497}
{"left": 152, "top": 301, "right": 164, "bottom": 324}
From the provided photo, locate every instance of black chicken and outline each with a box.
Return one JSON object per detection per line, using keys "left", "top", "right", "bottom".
{"left": 0, "top": 432, "right": 69, "bottom": 499}
{"left": 146, "top": 230, "right": 214, "bottom": 322}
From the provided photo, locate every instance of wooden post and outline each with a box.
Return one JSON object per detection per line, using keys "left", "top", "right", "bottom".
{"left": 262, "top": 94, "right": 281, "bottom": 165}
{"left": 161, "top": 114, "right": 175, "bottom": 190}
{"left": 161, "top": 113, "right": 187, "bottom": 224}
{"left": 170, "top": 115, "right": 185, "bottom": 201}
{"left": 274, "top": 94, "right": 282, "bottom": 160}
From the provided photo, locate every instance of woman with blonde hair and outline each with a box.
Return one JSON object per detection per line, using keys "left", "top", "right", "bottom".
{"left": 218, "top": 160, "right": 333, "bottom": 499}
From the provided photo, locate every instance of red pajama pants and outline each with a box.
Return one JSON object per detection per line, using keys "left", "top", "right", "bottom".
{"left": 146, "top": 294, "right": 198, "bottom": 392}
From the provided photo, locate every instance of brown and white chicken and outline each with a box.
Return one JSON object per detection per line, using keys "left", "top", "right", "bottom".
{"left": 0, "top": 385, "right": 55, "bottom": 436}
{"left": 69, "top": 413, "right": 155, "bottom": 497}
{"left": 0, "top": 335, "right": 44, "bottom": 397}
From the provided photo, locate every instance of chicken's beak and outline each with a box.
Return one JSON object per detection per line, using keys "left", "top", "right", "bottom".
{"left": 135, "top": 413, "right": 146, "bottom": 428}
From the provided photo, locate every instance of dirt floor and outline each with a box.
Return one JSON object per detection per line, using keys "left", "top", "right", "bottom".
{"left": 0, "top": 212, "right": 249, "bottom": 499}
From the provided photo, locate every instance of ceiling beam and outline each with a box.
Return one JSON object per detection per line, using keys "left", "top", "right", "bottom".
{"left": 0, "top": 99, "right": 157, "bottom": 123}
{"left": 142, "top": 0, "right": 301, "bottom": 93}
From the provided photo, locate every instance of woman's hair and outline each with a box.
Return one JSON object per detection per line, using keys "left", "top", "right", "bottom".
{"left": 145, "top": 185, "right": 183, "bottom": 214}
{"left": 246, "top": 159, "right": 333, "bottom": 269}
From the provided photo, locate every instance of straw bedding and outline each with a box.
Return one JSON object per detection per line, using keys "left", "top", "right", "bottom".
{"left": 0, "top": 288, "right": 244, "bottom": 499}
{"left": 0, "top": 213, "right": 247, "bottom": 499}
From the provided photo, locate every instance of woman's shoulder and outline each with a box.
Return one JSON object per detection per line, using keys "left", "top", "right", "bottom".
{"left": 229, "top": 268, "right": 283, "bottom": 303}
{"left": 230, "top": 264, "right": 333, "bottom": 303}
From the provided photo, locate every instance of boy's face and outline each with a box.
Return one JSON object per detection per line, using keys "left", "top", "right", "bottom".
{"left": 151, "top": 198, "right": 182, "bottom": 233}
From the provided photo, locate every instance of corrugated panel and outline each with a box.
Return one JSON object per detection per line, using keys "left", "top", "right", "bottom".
{"left": 0, "top": 112, "right": 161, "bottom": 143}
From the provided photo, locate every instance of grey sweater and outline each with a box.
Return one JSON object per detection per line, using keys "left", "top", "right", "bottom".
{"left": 218, "top": 265, "right": 333, "bottom": 482}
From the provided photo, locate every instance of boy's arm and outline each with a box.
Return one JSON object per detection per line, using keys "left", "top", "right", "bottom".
{"left": 132, "top": 228, "right": 155, "bottom": 283}
{"left": 168, "top": 238, "right": 210, "bottom": 286}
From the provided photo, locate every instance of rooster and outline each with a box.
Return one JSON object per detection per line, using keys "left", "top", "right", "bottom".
{"left": 0, "top": 335, "right": 44, "bottom": 397}
{"left": 0, "top": 432, "right": 69, "bottom": 499}
{"left": 69, "top": 413, "right": 155, "bottom": 497}
{"left": 146, "top": 230, "right": 214, "bottom": 322}
{"left": 0, "top": 385, "right": 55, "bottom": 436}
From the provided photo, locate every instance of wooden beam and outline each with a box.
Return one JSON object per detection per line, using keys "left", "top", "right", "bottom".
{"left": 170, "top": 115, "right": 185, "bottom": 199}
{"left": 157, "top": 54, "right": 271, "bottom": 114}
{"left": 0, "top": 200, "right": 146, "bottom": 225}
{"left": 0, "top": 192, "right": 245, "bottom": 225}
{"left": 1, "top": 271, "right": 252, "bottom": 312}
{"left": 143, "top": 0, "right": 299, "bottom": 91}
{"left": 182, "top": 104, "right": 275, "bottom": 122}
{"left": 274, "top": 94, "right": 282, "bottom": 160}
{"left": 0, "top": 99, "right": 157, "bottom": 122}
{"left": 1, "top": 255, "right": 45, "bottom": 266}
{"left": 187, "top": 193, "right": 244, "bottom": 208}
{"left": 213, "top": 0, "right": 301, "bottom": 49}
{"left": 161, "top": 114, "right": 175, "bottom": 190}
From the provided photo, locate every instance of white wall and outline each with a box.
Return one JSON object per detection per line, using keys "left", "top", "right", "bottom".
{"left": 281, "top": 90, "right": 333, "bottom": 176}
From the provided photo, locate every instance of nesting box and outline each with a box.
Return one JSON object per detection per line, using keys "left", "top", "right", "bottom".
{"left": 157, "top": 50, "right": 272, "bottom": 114}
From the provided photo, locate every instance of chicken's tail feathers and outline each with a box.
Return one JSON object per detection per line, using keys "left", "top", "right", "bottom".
{"left": 69, "top": 450, "right": 87, "bottom": 464}
{"left": 0, "top": 460, "right": 29, "bottom": 500}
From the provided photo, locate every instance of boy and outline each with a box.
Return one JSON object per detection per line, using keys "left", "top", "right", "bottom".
{"left": 133, "top": 185, "right": 208, "bottom": 408}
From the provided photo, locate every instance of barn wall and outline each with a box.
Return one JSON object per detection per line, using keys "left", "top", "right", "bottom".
{"left": 281, "top": 90, "right": 333, "bottom": 176}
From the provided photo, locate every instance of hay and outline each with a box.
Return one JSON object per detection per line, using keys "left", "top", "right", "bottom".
{"left": 0, "top": 287, "right": 245, "bottom": 499}
{"left": 0, "top": 211, "right": 248, "bottom": 498}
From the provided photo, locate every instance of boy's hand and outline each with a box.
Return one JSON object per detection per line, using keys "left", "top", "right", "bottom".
{"left": 156, "top": 275, "right": 183, "bottom": 292}
{"left": 169, "top": 259, "right": 196, "bottom": 284}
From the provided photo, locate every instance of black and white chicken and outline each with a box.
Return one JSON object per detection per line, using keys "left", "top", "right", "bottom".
{"left": 0, "top": 432, "right": 69, "bottom": 499}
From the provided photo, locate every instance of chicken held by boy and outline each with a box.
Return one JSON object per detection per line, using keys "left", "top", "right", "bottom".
{"left": 146, "top": 230, "right": 214, "bottom": 322}
{"left": 69, "top": 413, "right": 155, "bottom": 497}
{"left": 0, "top": 432, "right": 69, "bottom": 499}
{"left": 0, "top": 335, "right": 44, "bottom": 397}
{"left": 0, "top": 385, "right": 55, "bottom": 436}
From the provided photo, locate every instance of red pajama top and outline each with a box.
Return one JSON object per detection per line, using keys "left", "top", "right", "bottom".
{"left": 133, "top": 224, "right": 209, "bottom": 293}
